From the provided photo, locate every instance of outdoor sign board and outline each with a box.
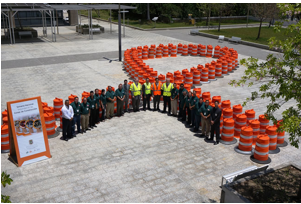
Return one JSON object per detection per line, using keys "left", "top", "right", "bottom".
{"left": 7, "top": 96, "right": 51, "bottom": 166}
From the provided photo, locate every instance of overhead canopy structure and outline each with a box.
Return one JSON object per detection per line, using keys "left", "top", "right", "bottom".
{"left": 1, "top": 3, "right": 136, "bottom": 44}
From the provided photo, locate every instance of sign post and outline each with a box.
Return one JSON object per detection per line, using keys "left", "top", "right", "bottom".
{"left": 7, "top": 96, "right": 51, "bottom": 167}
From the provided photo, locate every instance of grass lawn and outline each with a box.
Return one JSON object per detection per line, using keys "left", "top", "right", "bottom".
{"left": 79, "top": 10, "right": 264, "bottom": 29}
{"left": 200, "top": 27, "right": 293, "bottom": 46}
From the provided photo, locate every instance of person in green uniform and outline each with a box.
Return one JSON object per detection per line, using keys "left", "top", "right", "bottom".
{"left": 189, "top": 90, "right": 198, "bottom": 128}
{"left": 94, "top": 88, "right": 101, "bottom": 124}
{"left": 100, "top": 89, "right": 107, "bottom": 122}
{"left": 115, "top": 84, "right": 125, "bottom": 116}
{"left": 201, "top": 100, "right": 212, "bottom": 138}
{"left": 87, "top": 91, "right": 98, "bottom": 128}
{"left": 71, "top": 97, "right": 81, "bottom": 136}
{"left": 194, "top": 97, "right": 204, "bottom": 132}
{"left": 181, "top": 90, "right": 188, "bottom": 121}
{"left": 106, "top": 86, "right": 116, "bottom": 119}
{"left": 170, "top": 83, "right": 179, "bottom": 116}
{"left": 178, "top": 83, "right": 188, "bottom": 118}
{"left": 186, "top": 92, "right": 192, "bottom": 125}
{"left": 80, "top": 97, "right": 90, "bottom": 133}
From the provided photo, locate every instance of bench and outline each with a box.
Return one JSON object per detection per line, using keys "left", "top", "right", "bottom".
{"left": 221, "top": 165, "right": 269, "bottom": 186}
{"left": 228, "top": 36, "right": 241, "bottom": 43}
{"left": 190, "top": 29, "right": 199, "bottom": 35}
{"left": 19, "top": 31, "right": 33, "bottom": 39}
{"left": 90, "top": 28, "right": 101, "bottom": 34}
{"left": 218, "top": 35, "right": 225, "bottom": 42}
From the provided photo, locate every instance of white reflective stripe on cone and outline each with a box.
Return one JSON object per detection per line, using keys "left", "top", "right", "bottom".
{"left": 54, "top": 105, "right": 63, "bottom": 108}
{"left": 254, "top": 150, "right": 268, "bottom": 155}
{"left": 240, "top": 134, "right": 253, "bottom": 139}
{"left": 45, "top": 120, "right": 55, "bottom": 124}
{"left": 256, "top": 142, "right": 269, "bottom": 147}
{"left": 252, "top": 128, "right": 260, "bottom": 132}
{"left": 234, "top": 128, "right": 241, "bottom": 132}
{"left": 209, "top": 70, "right": 215, "bottom": 72}
{"left": 247, "top": 117, "right": 255, "bottom": 120}
{"left": 239, "top": 141, "right": 252, "bottom": 146}
{"left": 253, "top": 135, "right": 258, "bottom": 138}
{"left": 260, "top": 129, "right": 266, "bottom": 132}
{"left": 222, "top": 133, "right": 234, "bottom": 137}
{"left": 1, "top": 141, "right": 9, "bottom": 145}
{"left": 193, "top": 75, "right": 201, "bottom": 77}
{"left": 216, "top": 72, "right": 222, "bottom": 74}
{"left": 223, "top": 126, "right": 234, "bottom": 130}
{"left": 260, "top": 122, "right": 269, "bottom": 126}
{"left": 268, "top": 134, "right": 277, "bottom": 139}
{"left": 46, "top": 126, "right": 55, "bottom": 131}
{"left": 235, "top": 121, "right": 246, "bottom": 125}
{"left": 269, "top": 142, "right": 277, "bottom": 146}
{"left": 277, "top": 136, "right": 285, "bottom": 139}
{"left": 54, "top": 111, "right": 60, "bottom": 114}
{"left": 1, "top": 134, "right": 9, "bottom": 137}
{"left": 186, "top": 77, "right": 193, "bottom": 79}
{"left": 223, "top": 115, "right": 232, "bottom": 118}
{"left": 201, "top": 72, "right": 208, "bottom": 74}
{"left": 209, "top": 74, "right": 215, "bottom": 77}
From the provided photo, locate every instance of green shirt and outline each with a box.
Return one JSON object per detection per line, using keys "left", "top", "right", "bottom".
{"left": 80, "top": 102, "right": 90, "bottom": 115}
{"left": 196, "top": 102, "right": 204, "bottom": 116}
{"left": 190, "top": 96, "right": 198, "bottom": 111}
{"left": 171, "top": 88, "right": 179, "bottom": 99}
{"left": 100, "top": 94, "right": 107, "bottom": 105}
{"left": 87, "top": 96, "right": 98, "bottom": 109}
{"left": 70, "top": 101, "right": 81, "bottom": 115}
{"left": 180, "top": 96, "right": 187, "bottom": 108}
{"left": 185, "top": 96, "right": 191, "bottom": 107}
{"left": 94, "top": 94, "right": 100, "bottom": 106}
{"left": 179, "top": 88, "right": 188, "bottom": 101}
{"left": 115, "top": 88, "right": 125, "bottom": 100}
{"left": 201, "top": 105, "right": 212, "bottom": 117}
{"left": 106, "top": 91, "right": 115, "bottom": 103}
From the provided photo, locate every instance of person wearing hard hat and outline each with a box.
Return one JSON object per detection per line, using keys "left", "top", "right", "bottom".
{"left": 130, "top": 78, "right": 142, "bottom": 112}
{"left": 151, "top": 77, "right": 162, "bottom": 112}
{"left": 142, "top": 78, "right": 152, "bottom": 111}
{"left": 161, "top": 78, "right": 173, "bottom": 115}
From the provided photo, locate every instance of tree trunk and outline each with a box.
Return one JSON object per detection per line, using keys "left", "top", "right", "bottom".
{"left": 269, "top": 19, "right": 272, "bottom": 28}
{"left": 256, "top": 19, "right": 263, "bottom": 40}
{"left": 147, "top": 3, "right": 150, "bottom": 21}
{"left": 218, "top": 13, "right": 221, "bottom": 31}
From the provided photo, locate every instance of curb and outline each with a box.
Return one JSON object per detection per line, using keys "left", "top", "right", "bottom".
{"left": 192, "top": 31, "right": 281, "bottom": 52}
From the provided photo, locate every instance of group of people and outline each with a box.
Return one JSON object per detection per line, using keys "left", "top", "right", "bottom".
{"left": 61, "top": 78, "right": 222, "bottom": 145}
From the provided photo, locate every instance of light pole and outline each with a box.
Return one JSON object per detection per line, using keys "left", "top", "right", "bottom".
{"left": 118, "top": 4, "right": 121, "bottom": 61}
{"left": 120, "top": 10, "right": 129, "bottom": 37}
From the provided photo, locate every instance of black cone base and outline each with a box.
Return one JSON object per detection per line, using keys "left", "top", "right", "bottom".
{"left": 250, "top": 155, "right": 271, "bottom": 164}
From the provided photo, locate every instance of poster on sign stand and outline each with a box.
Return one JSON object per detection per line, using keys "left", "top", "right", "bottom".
{"left": 7, "top": 96, "right": 51, "bottom": 167}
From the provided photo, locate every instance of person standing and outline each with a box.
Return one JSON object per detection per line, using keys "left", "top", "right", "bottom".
{"left": 80, "top": 97, "right": 90, "bottom": 133}
{"left": 70, "top": 96, "right": 81, "bottom": 136}
{"left": 186, "top": 92, "right": 192, "bottom": 125}
{"left": 170, "top": 82, "right": 179, "bottom": 116}
{"left": 61, "top": 100, "right": 74, "bottom": 141}
{"left": 194, "top": 97, "right": 204, "bottom": 132}
{"left": 130, "top": 78, "right": 142, "bottom": 112}
{"left": 142, "top": 78, "right": 152, "bottom": 111}
{"left": 106, "top": 86, "right": 116, "bottom": 119}
{"left": 178, "top": 83, "right": 188, "bottom": 118}
{"left": 115, "top": 84, "right": 125, "bottom": 116}
{"left": 181, "top": 91, "right": 188, "bottom": 121}
{"left": 210, "top": 101, "right": 222, "bottom": 145}
{"left": 100, "top": 89, "right": 107, "bottom": 122}
{"left": 123, "top": 79, "right": 130, "bottom": 113}
{"left": 161, "top": 78, "right": 173, "bottom": 115}
{"left": 94, "top": 88, "right": 101, "bottom": 124}
{"left": 87, "top": 91, "right": 98, "bottom": 128}
{"left": 201, "top": 100, "right": 212, "bottom": 138}
{"left": 189, "top": 90, "right": 198, "bottom": 128}
{"left": 151, "top": 78, "right": 162, "bottom": 111}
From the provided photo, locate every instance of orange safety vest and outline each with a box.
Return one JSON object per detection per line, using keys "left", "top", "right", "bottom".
{"left": 151, "top": 82, "right": 162, "bottom": 95}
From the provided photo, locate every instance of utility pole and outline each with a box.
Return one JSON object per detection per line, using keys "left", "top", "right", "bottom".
{"left": 247, "top": 4, "right": 249, "bottom": 28}
{"left": 118, "top": 3, "right": 122, "bottom": 61}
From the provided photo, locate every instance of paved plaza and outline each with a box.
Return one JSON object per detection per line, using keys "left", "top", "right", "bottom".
{"left": 1, "top": 18, "right": 301, "bottom": 202}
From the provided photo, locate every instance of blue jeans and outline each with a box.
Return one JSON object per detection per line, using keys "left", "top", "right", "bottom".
{"left": 195, "top": 114, "right": 202, "bottom": 130}
{"left": 72, "top": 114, "right": 81, "bottom": 135}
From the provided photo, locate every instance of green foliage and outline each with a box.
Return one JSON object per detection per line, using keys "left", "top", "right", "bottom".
{"left": 1, "top": 171, "right": 13, "bottom": 203}
{"left": 229, "top": 3, "right": 301, "bottom": 148}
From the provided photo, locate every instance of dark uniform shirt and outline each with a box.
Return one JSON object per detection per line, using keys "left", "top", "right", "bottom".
{"left": 80, "top": 102, "right": 90, "bottom": 115}
{"left": 196, "top": 102, "right": 204, "bottom": 116}
{"left": 179, "top": 88, "right": 188, "bottom": 101}
{"left": 100, "top": 94, "right": 107, "bottom": 105}
{"left": 106, "top": 91, "right": 115, "bottom": 103}
{"left": 185, "top": 96, "right": 191, "bottom": 107}
{"left": 87, "top": 96, "right": 97, "bottom": 109}
{"left": 70, "top": 101, "right": 81, "bottom": 115}
{"left": 171, "top": 88, "right": 179, "bottom": 99}
{"left": 180, "top": 95, "right": 187, "bottom": 108}
{"left": 211, "top": 107, "right": 222, "bottom": 124}
{"left": 115, "top": 88, "right": 125, "bottom": 100}
{"left": 190, "top": 96, "right": 198, "bottom": 112}
{"left": 201, "top": 105, "right": 212, "bottom": 117}
{"left": 94, "top": 94, "right": 100, "bottom": 107}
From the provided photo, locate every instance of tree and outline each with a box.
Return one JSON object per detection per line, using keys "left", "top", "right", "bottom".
{"left": 250, "top": 3, "right": 278, "bottom": 40}
{"left": 213, "top": 3, "right": 235, "bottom": 31}
{"left": 1, "top": 171, "right": 13, "bottom": 203}
{"left": 229, "top": 3, "right": 301, "bottom": 148}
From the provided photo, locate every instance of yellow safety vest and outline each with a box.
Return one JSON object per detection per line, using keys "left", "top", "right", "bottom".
{"left": 162, "top": 83, "right": 173, "bottom": 97}
{"left": 130, "top": 83, "right": 142, "bottom": 96}
{"left": 144, "top": 83, "right": 151, "bottom": 95}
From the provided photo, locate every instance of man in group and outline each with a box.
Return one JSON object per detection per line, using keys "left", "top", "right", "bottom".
{"left": 142, "top": 78, "right": 152, "bottom": 111}
{"left": 170, "top": 82, "right": 178, "bottom": 116}
{"left": 178, "top": 83, "right": 188, "bottom": 118}
{"left": 201, "top": 100, "right": 212, "bottom": 138}
{"left": 106, "top": 86, "right": 116, "bottom": 119}
{"left": 87, "top": 91, "right": 98, "bottom": 128}
{"left": 100, "top": 89, "right": 106, "bottom": 121}
{"left": 115, "top": 84, "right": 125, "bottom": 116}
{"left": 151, "top": 77, "right": 162, "bottom": 111}
{"left": 61, "top": 99, "right": 74, "bottom": 141}
{"left": 94, "top": 88, "right": 101, "bottom": 124}
{"left": 161, "top": 78, "right": 173, "bottom": 115}
{"left": 210, "top": 101, "right": 222, "bottom": 145}
{"left": 189, "top": 90, "right": 198, "bottom": 128}
{"left": 123, "top": 79, "right": 130, "bottom": 113}
{"left": 80, "top": 97, "right": 90, "bottom": 133}
{"left": 181, "top": 90, "right": 188, "bottom": 121}
{"left": 70, "top": 96, "right": 81, "bottom": 136}
{"left": 194, "top": 97, "right": 204, "bottom": 132}
{"left": 130, "top": 78, "right": 142, "bottom": 112}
